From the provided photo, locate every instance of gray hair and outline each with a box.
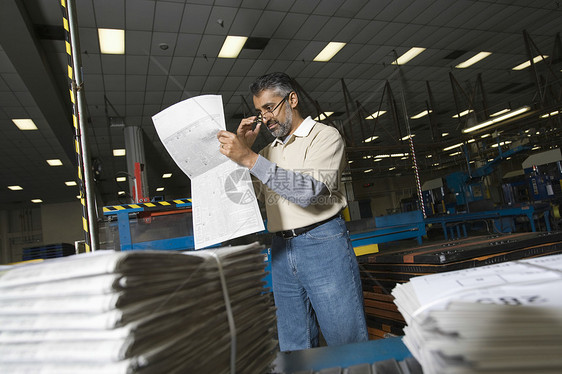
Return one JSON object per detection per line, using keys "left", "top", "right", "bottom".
{"left": 249, "top": 72, "right": 295, "bottom": 98}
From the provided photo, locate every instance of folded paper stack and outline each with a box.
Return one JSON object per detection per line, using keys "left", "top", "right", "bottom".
{"left": 392, "top": 253, "right": 562, "bottom": 374}
{"left": 0, "top": 242, "right": 277, "bottom": 373}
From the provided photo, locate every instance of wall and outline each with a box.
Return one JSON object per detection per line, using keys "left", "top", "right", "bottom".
{"left": 40, "top": 201, "right": 84, "bottom": 245}
{"left": 352, "top": 174, "right": 418, "bottom": 217}
{"left": 0, "top": 201, "right": 84, "bottom": 264}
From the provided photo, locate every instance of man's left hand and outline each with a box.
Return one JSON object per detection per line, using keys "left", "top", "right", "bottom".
{"left": 217, "top": 130, "right": 258, "bottom": 169}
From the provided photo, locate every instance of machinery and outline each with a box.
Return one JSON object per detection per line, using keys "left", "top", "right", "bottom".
{"left": 522, "top": 148, "right": 562, "bottom": 202}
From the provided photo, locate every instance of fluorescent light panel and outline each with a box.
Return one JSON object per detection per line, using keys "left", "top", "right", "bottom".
{"left": 463, "top": 106, "right": 530, "bottom": 133}
{"left": 392, "top": 47, "right": 426, "bottom": 65}
{"left": 313, "top": 42, "right": 346, "bottom": 62}
{"left": 113, "top": 149, "right": 126, "bottom": 156}
{"left": 8, "top": 185, "right": 23, "bottom": 191}
{"left": 98, "top": 28, "right": 125, "bottom": 54}
{"left": 452, "top": 109, "right": 473, "bottom": 118}
{"left": 512, "top": 55, "right": 548, "bottom": 70}
{"left": 116, "top": 177, "right": 127, "bottom": 182}
{"left": 363, "top": 169, "right": 373, "bottom": 173}
{"left": 410, "top": 110, "right": 431, "bottom": 119}
{"left": 490, "top": 108, "right": 510, "bottom": 117}
{"left": 443, "top": 142, "right": 464, "bottom": 151}
{"left": 540, "top": 110, "right": 560, "bottom": 118}
{"left": 364, "top": 136, "right": 379, "bottom": 143}
{"left": 156, "top": 187, "right": 165, "bottom": 192}
{"left": 12, "top": 119, "right": 38, "bottom": 130}
{"left": 218, "top": 36, "right": 248, "bottom": 58}
{"left": 65, "top": 181, "right": 77, "bottom": 186}
{"left": 365, "top": 111, "right": 386, "bottom": 119}
{"left": 401, "top": 134, "right": 415, "bottom": 141}
{"left": 455, "top": 51, "right": 492, "bottom": 68}
{"left": 47, "top": 159, "right": 62, "bottom": 166}
{"left": 31, "top": 199, "right": 42, "bottom": 203}
{"left": 313, "top": 112, "right": 334, "bottom": 121}
{"left": 162, "top": 173, "right": 172, "bottom": 178}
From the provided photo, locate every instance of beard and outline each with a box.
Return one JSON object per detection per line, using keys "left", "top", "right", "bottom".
{"left": 266, "top": 104, "right": 292, "bottom": 138}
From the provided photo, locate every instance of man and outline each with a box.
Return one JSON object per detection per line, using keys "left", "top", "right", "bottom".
{"left": 217, "top": 72, "right": 368, "bottom": 351}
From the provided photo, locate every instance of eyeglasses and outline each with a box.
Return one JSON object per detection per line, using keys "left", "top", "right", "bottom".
{"left": 255, "top": 93, "right": 291, "bottom": 123}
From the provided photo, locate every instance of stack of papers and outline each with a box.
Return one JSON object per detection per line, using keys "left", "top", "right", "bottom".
{"left": 392, "top": 253, "right": 562, "bottom": 374}
{"left": 0, "top": 243, "right": 278, "bottom": 373}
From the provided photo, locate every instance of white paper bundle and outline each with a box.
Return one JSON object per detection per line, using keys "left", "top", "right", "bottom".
{"left": 0, "top": 243, "right": 277, "bottom": 374}
{"left": 392, "top": 253, "right": 562, "bottom": 374}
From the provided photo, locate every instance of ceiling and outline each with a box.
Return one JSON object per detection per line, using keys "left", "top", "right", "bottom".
{"left": 0, "top": 0, "right": 560, "bottom": 212}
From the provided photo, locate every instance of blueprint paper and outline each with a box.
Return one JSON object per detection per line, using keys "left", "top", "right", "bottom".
{"left": 152, "top": 95, "right": 264, "bottom": 249}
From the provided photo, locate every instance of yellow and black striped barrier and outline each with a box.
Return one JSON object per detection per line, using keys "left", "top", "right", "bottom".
{"left": 103, "top": 199, "right": 193, "bottom": 215}
{"left": 60, "top": 0, "right": 91, "bottom": 252}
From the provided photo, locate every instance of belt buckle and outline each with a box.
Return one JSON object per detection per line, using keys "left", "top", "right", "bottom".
{"left": 281, "top": 229, "right": 297, "bottom": 239}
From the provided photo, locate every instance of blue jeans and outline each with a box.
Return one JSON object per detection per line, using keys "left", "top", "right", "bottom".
{"left": 271, "top": 216, "right": 368, "bottom": 351}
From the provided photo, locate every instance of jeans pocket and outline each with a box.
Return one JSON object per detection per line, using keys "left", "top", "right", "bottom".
{"left": 304, "top": 219, "right": 345, "bottom": 240}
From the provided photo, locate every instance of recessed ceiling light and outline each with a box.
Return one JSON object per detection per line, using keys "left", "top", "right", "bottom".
{"left": 47, "top": 159, "right": 63, "bottom": 166}
{"left": 65, "top": 181, "right": 77, "bottom": 186}
{"left": 512, "top": 55, "right": 548, "bottom": 70}
{"left": 98, "top": 28, "right": 125, "bottom": 54}
{"left": 455, "top": 51, "right": 492, "bottom": 68}
{"left": 116, "top": 177, "right": 127, "bottom": 182}
{"left": 391, "top": 47, "right": 426, "bottom": 65}
{"left": 313, "top": 42, "right": 346, "bottom": 62}
{"left": 162, "top": 173, "right": 172, "bottom": 178}
{"left": 113, "top": 149, "right": 126, "bottom": 156}
{"left": 12, "top": 119, "right": 38, "bottom": 130}
{"left": 8, "top": 185, "right": 23, "bottom": 191}
{"left": 365, "top": 111, "right": 386, "bottom": 119}
{"left": 156, "top": 187, "right": 164, "bottom": 192}
{"left": 218, "top": 36, "right": 248, "bottom": 58}
{"left": 31, "top": 199, "right": 43, "bottom": 203}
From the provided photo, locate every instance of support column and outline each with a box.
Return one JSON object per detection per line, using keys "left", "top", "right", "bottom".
{"left": 124, "top": 126, "right": 149, "bottom": 202}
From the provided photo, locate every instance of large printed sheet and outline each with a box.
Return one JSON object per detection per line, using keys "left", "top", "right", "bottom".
{"left": 152, "top": 95, "right": 264, "bottom": 249}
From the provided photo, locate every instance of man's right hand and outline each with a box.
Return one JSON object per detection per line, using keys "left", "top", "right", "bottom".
{"left": 237, "top": 116, "right": 261, "bottom": 148}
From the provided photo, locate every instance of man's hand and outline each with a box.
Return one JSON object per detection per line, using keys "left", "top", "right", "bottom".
{"left": 237, "top": 116, "right": 261, "bottom": 148}
{"left": 217, "top": 130, "right": 258, "bottom": 169}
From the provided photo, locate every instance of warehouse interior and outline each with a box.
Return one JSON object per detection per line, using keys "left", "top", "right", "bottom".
{"left": 0, "top": 0, "right": 561, "bottom": 372}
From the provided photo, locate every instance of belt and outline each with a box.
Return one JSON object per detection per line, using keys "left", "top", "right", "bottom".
{"left": 275, "top": 214, "right": 340, "bottom": 239}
